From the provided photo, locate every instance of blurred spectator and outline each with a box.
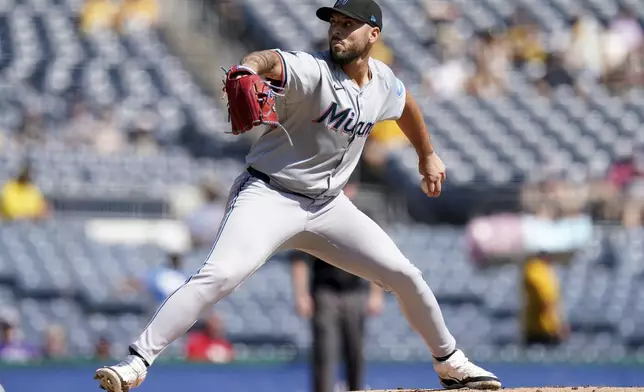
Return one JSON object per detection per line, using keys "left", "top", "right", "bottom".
{"left": 622, "top": 185, "right": 644, "bottom": 227}
{"left": 0, "top": 309, "right": 39, "bottom": 363}
{"left": 555, "top": 181, "right": 590, "bottom": 218}
{"left": 507, "top": 8, "right": 547, "bottom": 68}
{"left": 362, "top": 121, "right": 408, "bottom": 183}
{"left": 0, "top": 165, "right": 50, "bottom": 221}
{"left": 18, "top": 110, "right": 45, "bottom": 144}
{"left": 627, "top": 43, "right": 644, "bottom": 86}
{"left": 362, "top": 120, "right": 409, "bottom": 174}
{"left": 42, "top": 325, "right": 68, "bottom": 360}
{"left": 521, "top": 156, "right": 590, "bottom": 219}
{"left": 603, "top": 7, "right": 643, "bottom": 75}
{"left": 93, "top": 108, "right": 127, "bottom": 155}
{"left": 606, "top": 147, "right": 644, "bottom": 190}
{"left": 561, "top": 14, "right": 606, "bottom": 80}
{"left": 603, "top": 41, "right": 644, "bottom": 94}
{"left": 606, "top": 146, "right": 644, "bottom": 227}
{"left": 80, "top": 0, "right": 119, "bottom": 34}
{"left": 425, "top": 55, "right": 470, "bottom": 98}
{"left": 63, "top": 105, "right": 126, "bottom": 155}
{"left": 64, "top": 100, "right": 98, "bottom": 146}
{"left": 521, "top": 253, "right": 569, "bottom": 346}
{"left": 120, "top": 252, "right": 188, "bottom": 305}
{"left": 94, "top": 336, "right": 112, "bottom": 360}
{"left": 184, "top": 179, "right": 226, "bottom": 248}
{"left": 128, "top": 126, "right": 160, "bottom": 156}
{"left": 467, "top": 31, "right": 510, "bottom": 97}
{"left": 585, "top": 180, "right": 623, "bottom": 222}
{"left": 212, "top": 0, "right": 248, "bottom": 40}
{"left": 370, "top": 40, "right": 395, "bottom": 67}
{"left": 536, "top": 52, "right": 577, "bottom": 96}
{"left": 424, "top": 22, "right": 470, "bottom": 98}
{"left": 116, "top": 0, "right": 159, "bottom": 31}
{"left": 185, "top": 312, "right": 235, "bottom": 363}
{"left": 368, "top": 120, "right": 408, "bottom": 150}
{"left": 81, "top": 0, "right": 158, "bottom": 34}
{"left": 360, "top": 37, "right": 412, "bottom": 171}
{"left": 128, "top": 111, "right": 161, "bottom": 156}
{"left": 520, "top": 181, "right": 557, "bottom": 220}
{"left": 421, "top": 0, "right": 460, "bottom": 23}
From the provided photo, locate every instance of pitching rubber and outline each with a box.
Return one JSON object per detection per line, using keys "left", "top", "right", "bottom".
{"left": 94, "top": 368, "right": 125, "bottom": 392}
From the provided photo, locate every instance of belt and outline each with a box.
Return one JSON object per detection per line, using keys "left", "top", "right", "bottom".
{"left": 247, "top": 166, "right": 271, "bottom": 184}
{"left": 246, "top": 166, "right": 315, "bottom": 200}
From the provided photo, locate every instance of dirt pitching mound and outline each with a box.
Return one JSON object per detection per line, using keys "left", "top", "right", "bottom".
{"left": 359, "top": 388, "right": 644, "bottom": 392}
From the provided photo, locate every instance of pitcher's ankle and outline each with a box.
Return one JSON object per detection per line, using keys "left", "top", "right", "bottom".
{"left": 128, "top": 346, "right": 151, "bottom": 367}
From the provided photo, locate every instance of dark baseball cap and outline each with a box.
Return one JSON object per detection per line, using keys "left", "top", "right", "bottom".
{"left": 316, "top": 0, "right": 383, "bottom": 30}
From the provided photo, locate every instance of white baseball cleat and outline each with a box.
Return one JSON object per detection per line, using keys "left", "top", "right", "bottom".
{"left": 433, "top": 349, "right": 502, "bottom": 390}
{"left": 94, "top": 355, "right": 148, "bottom": 392}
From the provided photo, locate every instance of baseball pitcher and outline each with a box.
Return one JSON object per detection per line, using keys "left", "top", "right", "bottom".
{"left": 94, "top": 0, "right": 502, "bottom": 390}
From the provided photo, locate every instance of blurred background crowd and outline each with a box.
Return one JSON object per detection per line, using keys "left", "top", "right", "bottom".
{"left": 0, "top": 0, "right": 643, "bottom": 390}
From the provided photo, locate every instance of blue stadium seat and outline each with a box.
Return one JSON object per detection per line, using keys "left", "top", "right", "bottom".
{"left": 0, "top": 216, "right": 642, "bottom": 361}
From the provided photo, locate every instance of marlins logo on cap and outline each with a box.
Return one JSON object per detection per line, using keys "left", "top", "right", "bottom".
{"left": 335, "top": 0, "right": 349, "bottom": 5}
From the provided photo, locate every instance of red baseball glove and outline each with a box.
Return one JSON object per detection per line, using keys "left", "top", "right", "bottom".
{"left": 223, "top": 65, "right": 280, "bottom": 135}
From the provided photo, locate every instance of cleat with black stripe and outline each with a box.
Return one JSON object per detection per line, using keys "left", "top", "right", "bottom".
{"left": 433, "top": 349, "right": 501, "bottom": 390}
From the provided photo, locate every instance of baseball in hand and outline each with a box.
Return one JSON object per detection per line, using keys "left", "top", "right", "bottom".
{"left": 421, "top": 177, "right": 441, "bottom": 197}
{"left": 421, "top": 178, "right": 429, "bottom": 194}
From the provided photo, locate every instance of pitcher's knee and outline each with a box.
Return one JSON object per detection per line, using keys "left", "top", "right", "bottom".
{"left": 380, "top": 262, "right": 426, "bottom": 294}
{"left": 186, "top": 261, "right": 244, "bottom": 303}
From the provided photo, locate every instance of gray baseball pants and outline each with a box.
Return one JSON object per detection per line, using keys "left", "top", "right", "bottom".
{"left": 129, "top": 171, "right": 456, "bottom": 364}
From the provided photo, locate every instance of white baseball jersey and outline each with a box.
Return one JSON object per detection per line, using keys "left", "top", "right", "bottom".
{"left": 246, "top": 49, "right": 407, "bottom": 199}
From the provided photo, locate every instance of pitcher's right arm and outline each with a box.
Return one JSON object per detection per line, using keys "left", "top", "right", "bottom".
{"left": 241, "top": 50, "right": 322, "bottom": 100}
{"left": 241, "top": 50, "right": 283, "bottom": 81}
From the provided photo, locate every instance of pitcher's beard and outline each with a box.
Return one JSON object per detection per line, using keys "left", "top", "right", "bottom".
{"left": 330, "top": 45, "right": 364, "bottom": 66}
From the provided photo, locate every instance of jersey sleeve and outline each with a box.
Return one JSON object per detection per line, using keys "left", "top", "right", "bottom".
{"left": 271, "top": 49, "right": 322, "bottom": 101}
{"left": 378, "top": 68, "right": 407, "bottom": 122}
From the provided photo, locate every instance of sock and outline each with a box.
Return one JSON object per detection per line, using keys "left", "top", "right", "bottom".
{"left": 129, "top": 346, "right": 150, "bottom": 367}
{"left": 434, "top": 349, "right": 457, "bottom": 362}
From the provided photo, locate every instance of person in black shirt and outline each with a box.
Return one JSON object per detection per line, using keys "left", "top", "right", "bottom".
{"left": 290, "top": 182, "right": 384, "bottom": 392}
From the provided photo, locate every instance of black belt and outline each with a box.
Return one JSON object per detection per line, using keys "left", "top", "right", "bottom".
{"left": 247, "top": 166, "right": 271, "bottom": 184}
{"left": 246, "top": 166, "right": 315, "bottom": 200}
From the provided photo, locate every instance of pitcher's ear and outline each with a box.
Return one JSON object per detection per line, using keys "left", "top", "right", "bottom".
{"left": 369, "top": 27, "right": 380, "bottom": 43}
